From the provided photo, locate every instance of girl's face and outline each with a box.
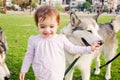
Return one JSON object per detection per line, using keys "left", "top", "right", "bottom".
{"left": 38, "top": 16, "right": 58, "bottom": 38}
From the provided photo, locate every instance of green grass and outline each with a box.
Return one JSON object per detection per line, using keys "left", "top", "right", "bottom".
{"left": 0, "top": 14, "right": 120, "bottom": 80}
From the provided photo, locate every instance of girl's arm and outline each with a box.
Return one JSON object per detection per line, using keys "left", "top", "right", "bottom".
{"left": 19, "top": 72, "right": 25, "bottom": 80}
{"left": 20, "top": 36, "right": 35, "bottom": 73}
{"left": 62, "top": 35, "right": 99, "bottom": 54}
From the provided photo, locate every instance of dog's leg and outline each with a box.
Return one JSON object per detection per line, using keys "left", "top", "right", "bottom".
{"left": 94, "top": 54, "right": 101, "bottom": 74}
{"left": 3, "top": 63, "right": 10, "bottom": 76}
{"left": 104, "top": 52, "right": 112, "bottom": 80}
{"left": 0, "top": 63, "right": 10, "bottom": 79}
{"left": 0, "top": 65, "right": 6, "bottom": 80}
{"left": 103, "top": 48, "right": 116, "bottom": 80}
{"left": 80, "top": 65, "right": 91, "bottom": 80}
{"left": 104, "top": 50, "right": 115, "bottom": 80}
{"left": 65, "top": 68, "right": 74, "bottom": 80}
{"left": 78, "top": 54, "right": 93, "bottom": 80}
{"left": 104, "top": 38, "right": 118, "bottom": 80}
{"left": 105, "top": 63, "right": 111, "bottom": 80}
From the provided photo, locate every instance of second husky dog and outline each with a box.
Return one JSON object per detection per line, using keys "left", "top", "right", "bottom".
{"left": 94, "top": 15, "right": 120, "bottom": 80}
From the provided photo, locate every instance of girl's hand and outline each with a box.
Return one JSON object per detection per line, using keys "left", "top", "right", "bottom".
{"left": 91, "top": 41, "right": 100, "bottom": 54}
{"left": 19, "top": 72, "right": 25, "bottom": 80}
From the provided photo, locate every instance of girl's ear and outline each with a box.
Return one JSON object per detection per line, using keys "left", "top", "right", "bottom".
{"left": 37, "top": 23, "right": 39, "bottom": 28}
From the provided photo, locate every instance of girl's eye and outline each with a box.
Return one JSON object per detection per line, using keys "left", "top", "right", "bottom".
{"left": 50, "top": 26, "right": 54, "bottom": 28}
{"left": 40, "top": 26, "right": 45, "bottom": 28}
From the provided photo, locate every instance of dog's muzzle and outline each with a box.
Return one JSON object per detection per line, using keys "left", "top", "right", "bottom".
{"left": 4, "top": 75, "right": 10, "bottom": 80}
{"left": 81, "top": 38, "right": 103, "bottom": 46}
{"left": 81, "top": 38, "right": 91, "bottom": 46}
{"left": 98, "top": 40, "right": 103, "bottom": 45}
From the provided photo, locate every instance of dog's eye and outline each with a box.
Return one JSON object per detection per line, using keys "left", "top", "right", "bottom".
{"left": 87, "top": 30, "right": 92, "bottom": 33}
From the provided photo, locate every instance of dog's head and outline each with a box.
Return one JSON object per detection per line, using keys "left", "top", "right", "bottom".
{"left": 61, "top": 12, "right": 103, "bottom": 46}
{"left": 0, "top": 41, "right": 6, "bottom": 61}
{"left": 0, "top": 27, "right": 6, "bottom": 63}
{"left": 0, "top": 27, "right": 10, "bottom": 80}
{"left": 0, "top": 27, "right": 6, "bottom": 43}
{"left": 111, "top": 15, "right": 120, "bottom": 33}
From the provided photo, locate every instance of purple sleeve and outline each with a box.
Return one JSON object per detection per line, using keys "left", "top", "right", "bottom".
{"left": 21, "top": 36, "right": 35, "bottom": 73}
{"left": 62, "top": 35, "right": 92, "bottom": 54}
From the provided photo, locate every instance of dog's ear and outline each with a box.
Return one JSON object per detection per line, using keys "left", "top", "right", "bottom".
{"left": 93, "top": 15, "right": 98, "bottom": 22}
{"left": 70, "top": 12, "right": 81, "bottom": 28}
{"left": 111, "top": 15, "right": 120, "bottom": 33}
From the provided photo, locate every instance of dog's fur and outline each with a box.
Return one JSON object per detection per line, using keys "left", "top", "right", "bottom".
{"left": 94, "top": 15, "right": 120, "bottom": 80}
{"left": 61, "top": 12, "right": 103, "bottom": 80}
{"left": 0, "top": 27, "right": 10, "bottom": 80}
{"left": 93, "top": 1, "right": 120, "bottom": 79}
{"left": 61, "top": 12, "right": 120, "bottom": 80}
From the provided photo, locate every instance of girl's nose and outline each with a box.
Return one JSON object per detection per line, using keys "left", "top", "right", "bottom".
{"left": 44, "top": 27, "right": 50, "bottom": 32}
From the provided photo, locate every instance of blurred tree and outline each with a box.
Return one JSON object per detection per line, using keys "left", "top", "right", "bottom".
{"left": 12, "top": 0, "right": 22, "bottom": 5}
{"left": 20, "top": 1, "right": 29, "bottom": 11}
{"left": 86, "top": 0, "right": 92, "bottom": 4}
{"left": 3, "top": 0, "right": 6, "bottom": 14}
{"left": 83, "top": 1, "right": 91, "bottom": 12}
{"left": 117, "top": 4, "right": 120, "bottom": 10}
{"left": 19, "top": 0, "right": 38, "bottom": 12}
{"left": 49, "top": 0, "right": 51, "bottom": 5}
{"left": 12, "top": 0, "right": 38, "bottom": 5}
{"left": 39, "top": 0, "right": 41, "bottom": 4}
{"left": 29, "top": 0, "right": 32, "bottom": 13}
{"left": 0, "top": 0, "right": 3, "bottom": 6}
{"left": 77, "top": 2, "right": 83, "bottom": 11}
{"left": 29, "top": 0, "right": 31, "bottom": 3}
{"left": 102, "top": 6, "right": 108, "bottom": 12}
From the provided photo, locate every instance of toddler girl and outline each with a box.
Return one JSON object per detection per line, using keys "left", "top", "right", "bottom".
{"left": 19, "top": 5, "right": 100, "bottom": 80}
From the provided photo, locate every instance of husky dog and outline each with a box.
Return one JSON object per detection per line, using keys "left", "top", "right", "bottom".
{"left": 94, "top": 15, "right": 120, "bottom": 80}
{"left": 61, "top": 12, "right": 103, "bottom": 80}
{"left": 61, "top": 11, "right": 120, "bottom": 80}
{"left": 0, "top": 27, "right": 10, "bottom": 80}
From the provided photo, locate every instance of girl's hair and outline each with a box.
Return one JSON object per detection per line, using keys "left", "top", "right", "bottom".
{"left": 34, "top": 5, "right": 60, "bottom": 26}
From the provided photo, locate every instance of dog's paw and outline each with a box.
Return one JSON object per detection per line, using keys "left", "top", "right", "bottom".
{"left": 77, "top": 77, "right": 82, "bottom": 80}
{"left": 105, "top": 74, "right": 111, "bottom": 80}
{"left": 94, "top": 68, "right": 100, "bottom": 74}
{"left": 4, "top": 75, "right": 10, "bottom": 80}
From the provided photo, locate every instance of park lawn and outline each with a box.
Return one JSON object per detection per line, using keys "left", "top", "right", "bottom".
{"left": 0, "top": 14, "right": 120, "bottom": 80}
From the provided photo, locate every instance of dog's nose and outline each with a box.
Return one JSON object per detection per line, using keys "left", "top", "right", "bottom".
{"left": 98, "top": 40, "right": 103, "bottom": 46}
{"left": 4, "top": 75, "right": 10, "bottom": 80}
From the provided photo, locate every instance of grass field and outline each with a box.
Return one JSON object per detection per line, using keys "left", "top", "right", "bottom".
{"left": 0, "top": 13, "right": 120, "bottom": 80}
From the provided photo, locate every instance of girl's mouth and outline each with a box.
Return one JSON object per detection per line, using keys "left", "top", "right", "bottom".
{"left": 43, "top": 33, "right": 52, "bottom": 35}
{"left": 42, "top": 32, "right": 53, "bottom": 38}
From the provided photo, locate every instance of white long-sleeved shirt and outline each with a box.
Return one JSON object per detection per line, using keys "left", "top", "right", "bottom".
{"left": 21, "top": 34, "right": 92, "bottom": 80}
